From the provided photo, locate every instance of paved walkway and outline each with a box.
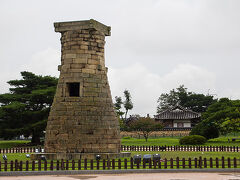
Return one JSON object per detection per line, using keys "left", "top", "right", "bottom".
{"left": 1, "top": 173, "right": 240, "bottom": 180}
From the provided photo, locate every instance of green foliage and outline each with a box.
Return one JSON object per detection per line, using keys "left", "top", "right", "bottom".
{"left": 220, "top": 118, "right": 240, "bottom": 134}
{"left": 190, "top": 121, "right": 219, "bottom": 140}
{"left": 114, "top": 89, "right": 133, "bottom": 123}
{"left": 191, "top": 98, "right": 240, "bottom": 138}
{"left": 0, "top": 71, "right": 58, "bottom": 144}
{"left": 179, "top": 135, "right": 207, "bottom": 145}
{"left": 157, "top": 85, "right": 216, "bottom": 113}
{"left": 122, "top": 136, "right": 131, "bottom": 139}
{"left": 129, "top": 117, "right": 163, "bottom": 142}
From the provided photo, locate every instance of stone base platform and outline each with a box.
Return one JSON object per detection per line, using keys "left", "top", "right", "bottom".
{"left": 31, "top": 152, "right": 131, "bottom": 160}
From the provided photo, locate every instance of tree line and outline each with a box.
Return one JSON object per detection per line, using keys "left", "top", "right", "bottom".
{"left": 0, "top": 71, "right": 239, "bottom": 144}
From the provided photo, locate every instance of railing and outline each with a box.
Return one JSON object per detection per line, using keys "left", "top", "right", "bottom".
{"left": 0, "top": 157, "right": 239, "bottom": 171}
{"left": 0, "top": 147, "right": 43, "bottom": 154}
{"left": 0, "top": 145, "right": 239, "bottom": 154}
{"left": 121, "top": 145, "right": 240, "bottom": 152}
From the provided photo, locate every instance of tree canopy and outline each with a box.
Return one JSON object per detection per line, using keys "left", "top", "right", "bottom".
{"left": 0, "top": 71, "right": 58, "bottom": 144}
{"left": 157, "top": 85, "right": 216, "bottom": 113}
{"left": 114, "top": 90, "right": 133, "bottom": 122}
{"left": 129, "top": 117, "right": 163, "bottom": 142}
{"left": 191, "top": 98, "right": 240, "bottom": 138}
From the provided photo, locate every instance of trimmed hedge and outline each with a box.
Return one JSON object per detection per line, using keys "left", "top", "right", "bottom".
{"left": 179, "top": 135, "right": 207, "bottom": 145}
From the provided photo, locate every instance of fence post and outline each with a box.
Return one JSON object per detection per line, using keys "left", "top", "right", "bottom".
{"left": 204, "top": 158, "right": 207, "bottom": 168}
{"left": 124, "top": 159, "right": 127, "bottom": 169}
{"left": 194, "top": 158, "right": 197, "bottom": 168}
{"left": 137, "top": 159, "right": 140, "bottom": 169}
{"left": 188, "top": 158, "right": 191, "bottom": 168}
{"left": 50, "top": 160, "right": 54, "bottom": 171}
{"left": 149, "top": 158, "right": 152, "bottom": 169}
{"left": 61, "top": 159, "right": 64, "bottom": 170}
{"left": 38, "top": 160, "right": 41, "bottom": 171}
{"left": 66, "top": 160, "right": 69, "bottom": 170}
{"left": 143, "top": 159, "right": 146, "bottom": 169}
{"left": 158, "top": 159, "right": 161, "bottom": 169}
{"left": 227, "top": 158, "right": 231, "bottom": 168}
{"left": 97, "top": 160, "right": 100, "bottom": 170}
{"left": 84, "top": 159, "right": 87, "bottom": 170}
{"left": 107, "top": 159, "right": 111, "bottom": 170}
{"left": 130, "top": 157, "right": 133, "bottom": 169}
{"left": 170, "top": 158, "right": 173, "bottom": 168}
{"left": 210, "top": 157, "right": 213, "bottom": 168}
{"left": 103, "top": 159, "right": 106, "bottom": 170}
{"left": 43, "top": 160, "right": 47, "bottom": 171}
{"left": 118, "top": 159, "right": 121, "bottom": 169}
{"left": 56, "top": 160, "right": 59, "bottom": 170}
{"left": 19, "top": 161, "right": 22, "bottom": 171}
{"left": 72, "top": 160, "right": 75, "bottom": 170}
{"left": 15, "top": 160, "right": 18, "bottom": 171}
{"left": 78, "top": 160, "right": 81, "bottom": 170}
{"left": 164, "top": 158, "right": 167, "bottom": 169}
{"left": 90, "top": 160, "right": 93, "bottom": 170}
{"left": 199, "top": 156, "right": 202, "bottom": 168}
{"left": 26, "top": 160, "right": 29, "bottom": 171}
{"left": 153, "top": 159, "right": 156, "bottom": 169}
{"left": 233, "top": 158, "right": 237, "bottom": 168}
{"left": 10, "top": 161, "right": 13, "bottom": 171}
{"left": 112, "top": 159, "right": 115, "bottom": 170}
{"left": 216, "top": 158, "right": 219, "bottom": 168}
{"left": 4, "top": 161, "right": 7, "bottom": 171}
{"left": 32, "top": 160, "right": 35, "bottom": 171}
{"left": 182, "top": 158, "right": 185, "bottom": 168}
{"left": 222, "top": 157, "right": 225, "bottom": 168}
{"left": 176, "top": 157, "right": 179, "bottom": 169}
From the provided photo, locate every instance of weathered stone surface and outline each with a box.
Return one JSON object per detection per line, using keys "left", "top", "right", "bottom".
{"left": 43, "top": 19, "right": 121, "bottom": 158}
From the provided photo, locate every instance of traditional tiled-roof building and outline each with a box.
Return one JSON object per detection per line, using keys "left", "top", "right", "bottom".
{"left": 154, "top": 104, "right": 201, "bottom": 129}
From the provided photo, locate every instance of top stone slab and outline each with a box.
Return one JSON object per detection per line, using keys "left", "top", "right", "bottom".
{"left": 54, "top": 19, "right": 111, "bottom": 36}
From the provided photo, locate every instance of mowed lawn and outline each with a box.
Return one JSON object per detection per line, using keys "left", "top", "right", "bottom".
{"left": 122, "top": 136, "right": 240, "bottom": 147}
{"left": 0, "top": 140, "right": 30, "bottom": 148}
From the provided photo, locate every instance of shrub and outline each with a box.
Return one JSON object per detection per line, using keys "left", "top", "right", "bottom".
{"left": 122, "top": 136, "right": 131, "bottom": 139}
{"left": 190, "top": 122, "right": 219, "bottom": 140}
{"left": 179, "top": 135, "right": 207, "bottom": 145}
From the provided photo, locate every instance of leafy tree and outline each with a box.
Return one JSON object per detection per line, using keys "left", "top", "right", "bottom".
{"left": 190, "top": 98, "right": 240, "bottom": 138}
{"left": 123, "top": 90, "right": 133, "bottom": 120}
{"left": 129, "top": 117, "right": 163, "bottom": 142}
{"left": 114, "top": 90, "right": 133, "bottom": 122}
{"left": 0, "top": 71, "right": 58, "bottom": 144}
{"left": 114, "top": 96, "right": 124, "bottom": 119}
{"left": 220, "top": 118, "right": 240, "bottom": 135}
{"left": 157, "top": 85, "right": 216, "bottom": 113}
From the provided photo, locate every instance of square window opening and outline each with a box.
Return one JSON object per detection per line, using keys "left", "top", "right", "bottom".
{"left": 68, "top": 83, "right": 80, "bottom": 97}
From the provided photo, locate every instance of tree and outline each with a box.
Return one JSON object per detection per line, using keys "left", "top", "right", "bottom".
{"left": 190, "top": 98, "right": 240, "bottom": 138}
{"left": 114, "top": 96, "right": 124, "bottom": 119}
{"left": 123, "top": 90, "right": 133, "bottom": 120}
{"left": 114, "top": 90, "right": 133, "bottom": 122}
{"left": 220, "top": 118, "right": 240, "bottom": 135}
{"left": 129, "top": 117, "right": 163, "bottom": 142}
{"left": 0, "top": 71, "right": 58, "bottom": 144}
{"left": 157, "top": 85, "right": 216, "bottom": 113}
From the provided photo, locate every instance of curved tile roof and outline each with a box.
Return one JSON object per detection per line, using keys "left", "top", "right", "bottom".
{"left": 155, "top": 104, "right": 201, "bottom": 120}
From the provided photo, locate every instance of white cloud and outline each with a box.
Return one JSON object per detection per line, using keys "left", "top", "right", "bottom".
{"left": 23, "top": 48, "right": 60, "bottom": 78}
{"left": 108, "top": 63, "right": 216, "bottom": 116}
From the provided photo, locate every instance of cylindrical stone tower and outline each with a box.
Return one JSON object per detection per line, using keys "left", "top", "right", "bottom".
{"left": 42, "top": 19, "right": 121, "bottom": 159}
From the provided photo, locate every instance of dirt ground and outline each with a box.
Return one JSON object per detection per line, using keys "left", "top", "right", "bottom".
{"left": 1, "top": 173, "right": 240, "bottom": 180}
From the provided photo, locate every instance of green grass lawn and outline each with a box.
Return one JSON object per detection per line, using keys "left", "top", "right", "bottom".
{"left": 0, "top": 136, "right": 239, "bottom": 149}
{"left": 0, "top": 140, "right": 30, "bottom": 148}
{"left": 121, "top": 136, "right": 240, "bottom": 147}
{"left": 1, "top": 151, "right": 239, "bottom": 162}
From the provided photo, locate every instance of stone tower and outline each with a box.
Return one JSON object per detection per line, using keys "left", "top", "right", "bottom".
{"left": 42, "top": 19, "right": 121, "bottom": 159}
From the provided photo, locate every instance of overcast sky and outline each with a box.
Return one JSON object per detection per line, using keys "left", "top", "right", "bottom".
{"left": 1, "top": 0, "right": 240, "bottom": 116}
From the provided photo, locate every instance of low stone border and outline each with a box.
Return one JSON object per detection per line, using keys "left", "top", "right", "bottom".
{"left": 1, "top": 168, "right": 240, "bottom": 176}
